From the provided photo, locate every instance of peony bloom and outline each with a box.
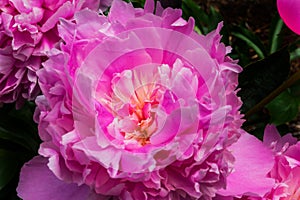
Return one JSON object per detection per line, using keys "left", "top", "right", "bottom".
{"left": 0, "top": 0, "right": 104, "bottom": 108}
{"left": 263, "top": 125, "right": 300, "bottom": 200}
{"left": 216, "top": 131, "right": 275, "bottom": 199}
{"left": 17, "top": 0, "right": 273, "bottom": 199}
{"left": 216, "top": 125, "right": 300, "bottom": 200}
{"left": 277, "top": 0, "right": 300, "bottom": 35}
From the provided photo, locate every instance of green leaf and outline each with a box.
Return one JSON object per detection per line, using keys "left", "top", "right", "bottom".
{"left": 0, "top": 103, "right": 40, "bottom": 153}
{"left": 290, "top": 80, "right": 300, "bottom": 97}
{"left": 290, "top": 47, "right": 300, "bottom": 61}
{"left": 269, "top": 16, "right": 284, "bottom": 54}
{"left": 0, "top": 150, "right": 19, "bottom": 190}
{"left": 266, "top": 89, "right": 300, "bottom": 125}
{"left": 238, "top": 48, "right": 290, "bottom": 114}
{"left": 182, "top": 0, "right": 207, "bottom": 34}
{"left": 228, "top": 45, "right": 252, "bottom": 67}
{"left": 182, "top": 0, "right": 222, "bottom": 34}
{"left": 231, "top": 25, "right": 267, "bottom": 59}
{"left": 0, "top": 126, "right": 37, "bottom": 152}
{"left": 126, "top": 0, "right": 145, "bottom": 7}
{"left": 207, "top": 6, "right": 223, "bottom": 32}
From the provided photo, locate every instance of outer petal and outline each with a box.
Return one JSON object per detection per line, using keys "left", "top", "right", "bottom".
{"left": 108, "top": 0, "right": 135, "bottom": 25}
{"left": 17, "top": 156, "right": 91, "bottom": 200}
{"left": 277, "top": 0, "right": 300, "bottom": 35}
{"left": 263, "top": 124, "right": 297, "bottom": 152}
{"left": 218, "top": 132, "right": 275, "bottom": 197}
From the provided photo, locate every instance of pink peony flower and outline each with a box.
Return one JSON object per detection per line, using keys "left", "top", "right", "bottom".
{"left": 216, "top": 131, "right": 275, "bottom": 199}
{"left": 277, "top": 0, "right": 300, "bottom": 35}
{"left": 0, "top": 0, "right": 104, "bottom": 108}
{"left": 216, "top": 125, "right": 300, "bottom": 200}
{"left": 17, "top": 0, "right": 273, "bottom": 199}
{"left": 263, "top": 125, "right": 300, "bottom": 200}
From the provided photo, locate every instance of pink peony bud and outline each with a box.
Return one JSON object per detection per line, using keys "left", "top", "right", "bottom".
{"left": 277, "top": 0, "right": 300, "bottom": 35}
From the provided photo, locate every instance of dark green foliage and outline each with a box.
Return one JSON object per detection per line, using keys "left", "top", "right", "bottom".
{"left": 182, "top": 0, "right": 222, "bottom": 34}
{"left": 231, "top": 25, "right": 268, "bottom": 59}
{"left": 0, "top": 103, "right": 40, "bottom": 199}
{"left": 159, "top": 0, "right": 182, "bottom": 8}
{"left": 266, "top": 83, "right": 300, "bottom": 125}
{"left": 238, "top": 49, "right": 290, "bottom": 114}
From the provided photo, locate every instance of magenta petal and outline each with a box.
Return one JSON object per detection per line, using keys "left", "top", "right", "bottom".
{"left": 263, "top": 124, "right": 297, "bottom": 152}
{"left": 17, "top": 156, "right": 91, "bottom": 200}
{"left": 108, "top": 0, "right": 135, "bottom": 25}
{"left": 218, "top": 132, "right": 275, "bottom": 197}
{"left": 213, "top": 195, "right": 234, "bottom": 200}
{"left": 263, "top": 124, "right": 281, "bottom": 145}
{"left": 277, "top": 0, "right": 300, "bottom": 35}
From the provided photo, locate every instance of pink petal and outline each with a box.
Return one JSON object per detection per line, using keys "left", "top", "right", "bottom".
{"left": 263, "top": 124, "right": 281, "bottom": 146}
{"left": 263, "top": 124, "right": 297, "bottom": 152}
{"left": 17, "top": 156, "right": 91, "bottom": 200}
{"left": 144, "top": 0, "right": 155, "bottom": 13}
{"left": 218, "top": 132, "right": 275, "bottom": 197}
{"left": 108, "top": 0, "right": 135, "bottom": 25}
{"left": 41, "top": 1, "right": 75, "bottom": 32}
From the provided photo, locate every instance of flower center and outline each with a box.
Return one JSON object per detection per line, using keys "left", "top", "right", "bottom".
{"left": 98, "top": 67, "right": 165, "bottom": 146}
{"left": 123, "top": 84, "right": 161, "bottom": 145}
{"left": 96, "top": 60, "right": 199, "bottom": 148}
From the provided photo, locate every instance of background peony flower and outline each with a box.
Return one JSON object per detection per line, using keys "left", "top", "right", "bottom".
{"left": 216, "top": 131, "right": 275, "bottom": 199}
{"left": 277, "top": 0, "right": 300, "bottom": 35}
{"left": 16, "top": 0, "right": 261, "bottom": 199}
{"left": 0, "top": 0, "right": 104, "bottom": 108}
{"left": 216, "top": 125, "right": 300, "bottom": 200}
{"left": 263, "top": 125, "right": 300, "bottom": 200}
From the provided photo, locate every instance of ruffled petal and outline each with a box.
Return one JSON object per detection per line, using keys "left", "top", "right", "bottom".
{"left": 263, "top": 124, "right": 297, "bottom": 152}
